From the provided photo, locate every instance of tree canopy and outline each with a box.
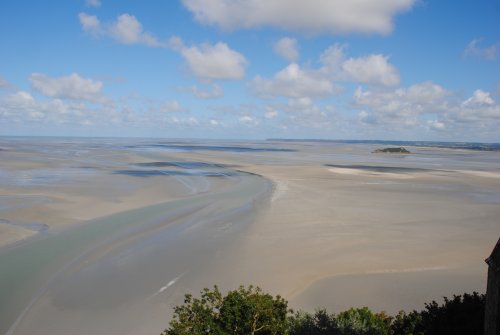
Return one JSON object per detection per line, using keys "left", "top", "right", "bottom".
{"left": 162, "top": 285, "right": 289, "bottom": 335}
{"left": 162, "top": 287, "right": 485, "bottom": 335}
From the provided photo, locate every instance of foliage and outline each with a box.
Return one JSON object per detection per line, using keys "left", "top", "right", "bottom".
{"left": 410, "top": 292, "right": 485, "bottom": 335}
{"left": 289, "top": 307, "right": 391, "bottom": 335}
{"left": 162, "top": 285, "right": 289, "bottom": 335}
{"left": 162, "top": 286, "right": 224, "bottom": 335}
{"left": 335, "top": 307, "right": 391, "bottom": 335}
{"left": 390, "top": 310, "right": 423, "bottom": 335}
{"left": 289, "top": 309, "right": 339, "bottom": 335}
{"left": 163, "top": 288, "right": 485, "bottom": 335}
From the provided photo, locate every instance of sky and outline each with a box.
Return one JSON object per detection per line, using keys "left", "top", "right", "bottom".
{"left": 0, "top": 0, "right": 499, "bottom": 141}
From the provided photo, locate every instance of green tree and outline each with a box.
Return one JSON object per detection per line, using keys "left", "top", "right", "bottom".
{"left": 390, "top": 310, "right": 423, "bottom": 335}
{"left": 335, "top": 307, "right": 391, "bottom": 335}
{"left": 413, "top": 292, "right": 485, "bottom": 335}
{"left": 162, "top": 285, "right": 289, "bottom": 335}
{"left": 289, "top": 309, "right": 339, "bottom": 335}
{"left": 390, "top": 292, "right": 485, "bottom": 335}
{"left": 162, "top": 286, "right": 224, "bottom": 335}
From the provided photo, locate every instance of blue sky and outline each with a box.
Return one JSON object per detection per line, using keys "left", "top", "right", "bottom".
{"left": 0, "top": 0, "right": 499, "bottom": 141}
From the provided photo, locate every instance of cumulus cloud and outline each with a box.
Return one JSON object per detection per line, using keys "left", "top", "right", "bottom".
{"left": 274, "top": 37, "right": 299, "bottom": 62}
{"left": 182, "top": 0, "right": 415, "bottom": 34}
{"left": 427, "top": 120, "right": 445, "bottom": 131}
{"left": 353, "top": 82, "right": 500, "bottom": 138}
{"left": 455, "top": 90, "right": 500, "bottom": 121}
{"left": 79, "top": 13, "right": 163, "bottom": 47}
{"left": 342, "top": 54, "right": 400, "bottom": 86}
{"left": 252, "top": 43, "right": 399, "bottom": 103}
{"left": 1, "top": 83, "right": 208, "bottom": 132}
{"left": 79, "top": 13, "right": 101, "bottom": 34}
{"left": 252, "top": 63, "right": 335, "bottom": 98}
{"left": 190, "top": 84, "right": 224, "bottom": 99}
{"left": 4, "top": 91, "right": 36, "bottom": 109}
{"left": 264, "top": 106, "right": 279, "bottom": 119}
{"left": 0, "top": 90, "right": 105, "bottom": 125}
{"left": 319, "top": 43, "right": 346, "bottom": 73}
{"left": 353, "top": 81, "right": 450, "bottom": 121}
{"left": 29, "top": 73, "right": 108, "bottom": 104}
{"left": 171, "top": 38, "right": 247, "bottom": 80}
{"left": 239, "top": 115, "right": 259, "bottom": 126}
{"left": 160, "top": 100, "right": 185, "bottom": 113}
{"left": 1, "top": 91, "right": 43, "bottom": 121}
{"left": 209, "top": 119, "right": 222, "bottom": 127}
{"left": 0, "top": 76, "right": 14, "bottom": 90}
{"left": 284, "top": 97, "right": 333, "bottom": 128}
{"left": 169, "top": 116, "right": 199, "bottom": 126}
{"left": 464, "top": 39, "right": 498, "bottom": 60}
{"left": 463, "top": 89, "right": 495, "bottom": 107}
{"left": 86, "top": 0, "right": 101, "bottom": 8}
{"left": 110, "top": 14, "right": 161, "bottom": 47}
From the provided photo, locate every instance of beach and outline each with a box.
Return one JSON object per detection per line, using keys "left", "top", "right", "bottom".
{"left": 1, "top": 138, "right": 499, "bottom": 335}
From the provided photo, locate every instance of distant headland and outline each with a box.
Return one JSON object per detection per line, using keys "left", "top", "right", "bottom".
{"left": 372, "top": 147, "right": 411, "bottom": 154}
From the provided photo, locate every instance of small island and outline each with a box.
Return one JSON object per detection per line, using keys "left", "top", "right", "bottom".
{"left": 372, "top": 147, "right": 411, "bottom": 154}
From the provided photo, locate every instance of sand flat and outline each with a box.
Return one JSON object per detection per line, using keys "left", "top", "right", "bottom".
{"left": 182, "top": 143, "right": 500, "bottom": 313}
{"left": 1, "top": 139, "right": 499, "bottom": 334}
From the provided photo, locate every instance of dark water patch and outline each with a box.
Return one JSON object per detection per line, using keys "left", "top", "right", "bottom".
{"left": 325, "top": 164, "right": 438, "bottom": 173}
{"left": 0, "top": 219, "right": 49, "bottom": 233}
{"left": 113, "top": 169, "right": 237, "bottom": 177}
{"left": 133, "top": 161, "right": 237, "bottom": 169}
{"left": 128, "top": 144, "right": 295, "bottom": 153}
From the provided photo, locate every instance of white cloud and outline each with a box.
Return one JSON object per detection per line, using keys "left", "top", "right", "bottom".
{"left": 252, "top": 44, "right": 400, "bottom": 102}
{"left": 464, "top": 39, "right": 498, "bottom": 60}
{"left": 252, "top": 63, "right": 335, "bottom": 98}
{"left": 342, "top": 54, "right": 400, "bottom": 86}
{"left": 110, "top": 14, "right": 161, "bottom": 47}
{"left": 29, "top": 73, "right": 108, "bottom": 104}
{"left": 190, "top": 84, "right": 224, "bottom": 99}
{"left": 264, "top": 106, "right": 279, "bottom": 119}
{"left": 86, "top": 0, "right": 101, "bottom": 8}
{"left": 427, "top": 120, "right": 445, "bottom": 131}
{"left": 79, "top": 13, "right": 101, "bottom": 34}
{"left": 79, "top": 13, "right": 163, "bottom": 47}
{"left": 274, "top": 37, "right": 299, "bottom": 62}
{"left": 354, "top": 81, "right": 450, "bottom": 120}
{"left": 173, "top": 38, "right": 247, "bottom": 80}
{"left": 239, "top": 115, "right": 259, "bottom": 126}
{"left": 0, "top": 76, "right": 14, "bottom": 90}
{"left": 320, "top": 43, "right": 346, "bottom": 73}
{"left": 182, "top": 0, "right": 415, "bottom": 34}
{"left": 0, "top": 90, "right": 100, "bottom": 124}
{"left": 284, "top": 97, "right": 332, "bottom": 129}
{"left": 169, "top": 116, "right": 199, "bottom": 126}
{"left": 4, "top": 91, "right": 36, "bottom": 109}
{"left": 353, "top": 83, "right": 500, "bottom": 138}
{"left": 463, "top": 89, "right": 495, "bottom": 107}
{"left": 455, "top": 90, "right": 500, "bottom": 121}
{"left": 160, "top": 100, "right": 185, "bottom": 113}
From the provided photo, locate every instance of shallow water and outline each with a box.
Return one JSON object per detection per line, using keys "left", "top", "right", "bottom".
{"left": 0, "top": 138, "right": 271, "bottom": 335}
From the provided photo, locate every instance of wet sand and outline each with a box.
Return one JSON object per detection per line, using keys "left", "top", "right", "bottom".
{"left": 173, "top": 142, "right": 500, "bottom": 313}
{"left": 1, "top": 138, "right": 499, "bottom": 334}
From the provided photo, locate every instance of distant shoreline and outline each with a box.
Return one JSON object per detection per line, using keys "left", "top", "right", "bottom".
{"left": 267, "top": 138, "right": 500, "bottom": 151}
{"left": 2, "top": 136, "right": 500, "bottom": 150}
